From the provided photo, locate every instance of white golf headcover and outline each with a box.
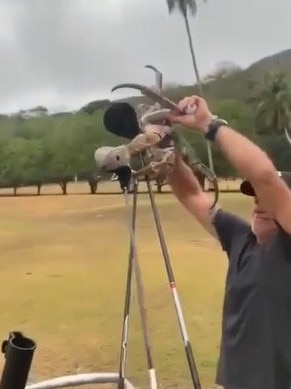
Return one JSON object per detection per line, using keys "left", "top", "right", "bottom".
{"left": 94, "top": 145, "right": 131, "bottom": 172}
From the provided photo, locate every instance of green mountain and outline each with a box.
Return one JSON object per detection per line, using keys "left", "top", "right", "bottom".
{"left": 105, "top": 48, "right": 291, "bottom": 109}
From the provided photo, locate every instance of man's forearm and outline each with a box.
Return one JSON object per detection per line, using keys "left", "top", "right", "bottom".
{"left": 168, "top": 153, "right": 219, "bottom": 237}
{"left": 168, "top": 154, "right": 203, "bottom": 199}
{"left": 213, "top": 125, "right": 276, "bottom": 183}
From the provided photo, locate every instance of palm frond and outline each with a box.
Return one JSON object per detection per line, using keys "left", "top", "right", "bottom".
{"left": 184, "top": 0, "right": 197, "bottom": 16}
{"left": 166, "top": 0, "right": 198, "bottom": 16}
{"left": 254, "top": 72, "right": 291, "bottom": 133}
{"left": 166, "top": 0, "right": 176, "bottom": 13}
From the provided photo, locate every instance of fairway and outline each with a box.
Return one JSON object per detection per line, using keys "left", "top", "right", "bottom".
{"left": 0, "top": 181, "right": 253, "bottom": 389}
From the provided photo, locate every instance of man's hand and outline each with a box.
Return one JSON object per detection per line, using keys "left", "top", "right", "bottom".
{"left": 168, "top": 95, "right": 215, "bottom": 132}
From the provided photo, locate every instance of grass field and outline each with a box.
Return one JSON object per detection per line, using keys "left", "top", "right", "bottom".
{"left": 0, "top": 180, "right": 253, "bottom": 389}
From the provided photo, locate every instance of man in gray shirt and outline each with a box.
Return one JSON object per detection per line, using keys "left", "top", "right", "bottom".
{"left": 167, "top": 95, "right": 291, "bottom": 389}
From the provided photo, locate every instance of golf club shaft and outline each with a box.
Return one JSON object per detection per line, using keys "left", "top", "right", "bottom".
{"left": 118, "top": 180, "right": 157, "bottom": 389}
{"left": 117, "top": 182, "right": 138, "bottom": 389}
{"left": 128, "top": 181, "right": 157, "bottom": 389}
{"left": 132, "top": 250, "right": 157, "bottom": 389}
{"left": 141, "top": 155, "right": 202, "bottom": 389}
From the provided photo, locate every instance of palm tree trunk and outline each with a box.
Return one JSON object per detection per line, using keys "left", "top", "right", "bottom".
{"left": 183, "top": 13, "right": 203, "bottom": 95}
{"left": 183, "top": 13, "right": 215, "bottom": 173}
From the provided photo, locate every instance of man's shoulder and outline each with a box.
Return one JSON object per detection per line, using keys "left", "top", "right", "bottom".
{"left": 213, "top": 208, "right": 250, "bottom": 226}
{"left": 212, "top": 208, "right": 252, "bottom": 255}
{"left": 212, "top": 208, "right": 251, "bottom": 237}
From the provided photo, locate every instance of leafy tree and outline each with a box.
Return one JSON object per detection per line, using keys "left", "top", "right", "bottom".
{"left": 0, "top": 138, "right": 31, "bottom": 195}
{"left": 249, "top": 71, "right": 291, "bottom": 169}
{"left": 252, "top": 71, "right": 291, "bottom": 136}
{"left": 0, "top": 88, "right": 290, "bottom": 195}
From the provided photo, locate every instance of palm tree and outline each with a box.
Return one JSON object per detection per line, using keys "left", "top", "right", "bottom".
{"left": 165, "top": 0, "right": 215, "bottom": 174}
{"left": 254, "top": 72, "right": 291, "bottom": 144}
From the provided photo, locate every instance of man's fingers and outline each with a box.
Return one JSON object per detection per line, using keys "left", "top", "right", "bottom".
{"left": 177, "top": 95, "right": 200, "bottom": 112}
{"left": 166, "top": 113, "right": 181, "bottom": 124}
{"left": 166, "top": 95, "right": 208, "bottom": 126}
{"left": 177, "top": 98, "right": 191, "bottom": 111}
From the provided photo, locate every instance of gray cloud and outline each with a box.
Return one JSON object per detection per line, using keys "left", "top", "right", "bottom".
{"left": 0, "top": 0, "right": 290, "bottom": 113}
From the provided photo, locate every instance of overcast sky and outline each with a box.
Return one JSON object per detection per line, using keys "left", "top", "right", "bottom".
{"left": 0, "top": 0, "right": 289, "bottom": 113}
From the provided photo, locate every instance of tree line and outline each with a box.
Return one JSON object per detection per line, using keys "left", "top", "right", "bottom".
{"left": 0, "top": 71, "right": 291, "bottom": 195}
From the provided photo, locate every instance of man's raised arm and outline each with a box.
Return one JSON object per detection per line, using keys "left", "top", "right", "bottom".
{"left": 169, "top": 96, "right": 291, "bottom": 235}
{"left": 168, "top": 153, "right": 218, "bottom": 238}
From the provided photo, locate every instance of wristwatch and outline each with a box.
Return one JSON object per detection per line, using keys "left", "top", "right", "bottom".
{"left": 204, "top": 116, "right": 228, "bottom": 141}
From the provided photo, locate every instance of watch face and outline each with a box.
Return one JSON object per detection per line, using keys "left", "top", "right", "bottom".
{"left": 205, "top": 118, "right": 227, "bottom": 141}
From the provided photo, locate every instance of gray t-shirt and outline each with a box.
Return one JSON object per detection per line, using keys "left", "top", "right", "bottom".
{"left": 213, "top": 209, "right": 291, "bottom": 389}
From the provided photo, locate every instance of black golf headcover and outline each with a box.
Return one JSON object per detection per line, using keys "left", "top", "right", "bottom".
{"left": 103, "top": 102, "right": 141, "bottom": 140}
{"left": 114, "top": 166, "right": 132, "bottom": 191}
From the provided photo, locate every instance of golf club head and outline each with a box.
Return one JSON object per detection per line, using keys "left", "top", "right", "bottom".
{"left": 103, "top": 102, "right": 141, "bottom": 140}
{"left": 94, "top": 145, "right": 130, "bottom": 172}
{"left": 145, "top": 64, "right": 163, "bottom": 92}
{"left": 111, "top": 83, "right": 180, "bottom": 111}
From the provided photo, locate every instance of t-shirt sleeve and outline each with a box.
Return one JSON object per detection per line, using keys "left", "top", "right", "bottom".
{"left": 212, "top": 208, "right": 251, "bottom": 255}
{"left": 277, "top": 225, "right": 291, "bottom": 259}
